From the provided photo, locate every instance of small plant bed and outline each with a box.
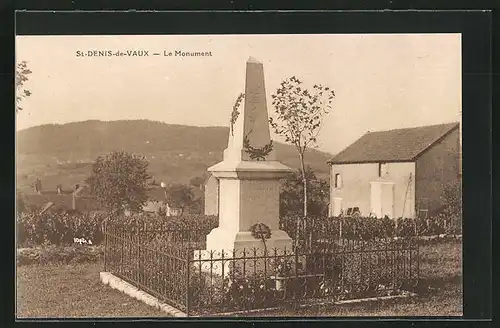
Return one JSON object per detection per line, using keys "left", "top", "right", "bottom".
{"left": 17, "top": 245, "right": 104, "bottom": 266}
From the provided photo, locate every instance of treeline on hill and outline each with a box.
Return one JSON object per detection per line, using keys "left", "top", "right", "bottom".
{"left": 16, "top": 120, "right": 333, "bottom": 191}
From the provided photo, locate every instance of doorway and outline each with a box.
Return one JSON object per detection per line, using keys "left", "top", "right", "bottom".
{"left": 370, "top": 180, "right": 395, "bottom": 218}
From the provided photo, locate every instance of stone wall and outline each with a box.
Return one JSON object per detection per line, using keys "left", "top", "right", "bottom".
{"left": 204, "top": 175, "right": 219, "bottom": 216}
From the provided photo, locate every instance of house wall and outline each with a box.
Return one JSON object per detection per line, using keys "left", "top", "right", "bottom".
{"left": 330, "top": 163, "right": 377, "bottom": 217}
{"left": 166, "top": 204, "right": 182, "bottom": 216}
{"left": 384, "top": 162, "right": 416, "bottom": 218}
{"left": 330, "top": 162, "right": 416, "bottom": 218}
{"left": 415, "top": 128, "right": 460, "bottom": 215}
{"left": 204, "top": 176, "right": 219, "bottom": 215}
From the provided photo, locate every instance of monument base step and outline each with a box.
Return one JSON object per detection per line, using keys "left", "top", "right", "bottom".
{"left": 205, "top": 228, "right": 294, "bottom": 254}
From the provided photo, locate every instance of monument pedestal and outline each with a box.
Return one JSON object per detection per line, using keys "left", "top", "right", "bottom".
{"left": 205, "top": 160, "right": 294, "bottom": 253}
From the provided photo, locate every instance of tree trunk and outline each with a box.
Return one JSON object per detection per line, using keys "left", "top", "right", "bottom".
{"left": 300, "top": 152, "right": 308, "bottom": 217}
{"left": 294, "top": 152, "right": 308, "bottom": 251}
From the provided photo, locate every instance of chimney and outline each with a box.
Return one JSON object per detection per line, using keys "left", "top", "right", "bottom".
{"left": 34, "top": 178, "right": 42, "bottom": 194}
{"left": 72, "top": 184, "right": 80, "bottom": 210}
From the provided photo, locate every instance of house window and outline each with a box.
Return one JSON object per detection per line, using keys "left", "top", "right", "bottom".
{"left": 334, "top": 173, "right": 342, "bottom": 188}
{"left": 378, "top": 163, "right": 388, "bottom": 177}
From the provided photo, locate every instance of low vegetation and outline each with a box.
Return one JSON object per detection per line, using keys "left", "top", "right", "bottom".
{"left": 16, "top": 211, "right": 218, "bottom": 248}
{"left": 17, "top": 245, "right": 104, "bottom": 266}
{"left": 17, "top": 208, "right": 460, "bottom": 250}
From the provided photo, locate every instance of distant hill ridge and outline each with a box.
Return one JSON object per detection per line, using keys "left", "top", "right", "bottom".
{"left": 16, "top": 120, "right": 333, "bottom": 191}
{"left": 17, "top": 120, "right": 230, "bottom": 156}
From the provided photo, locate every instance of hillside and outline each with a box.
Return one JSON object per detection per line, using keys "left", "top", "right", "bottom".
{"left": 16, "top": 120, "right": 333, "bottom": 192}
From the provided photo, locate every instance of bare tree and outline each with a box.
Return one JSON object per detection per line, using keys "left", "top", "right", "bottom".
{"left": 270, "top": 76, "right": 335, "bottom": 217}
{"left": 16, "top": 61, "right": 32, "bottom": 112}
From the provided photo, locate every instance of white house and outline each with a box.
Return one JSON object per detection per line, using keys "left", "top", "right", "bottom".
{"left": 328, "top": 122, "right": 460, "bottom": 219}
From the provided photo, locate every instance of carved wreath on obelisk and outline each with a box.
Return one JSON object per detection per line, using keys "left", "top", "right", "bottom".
{"left": 243, "top": 135, "right": 274, "bottom": 161}
{"left": 229, "top": 92, "right": 274, "bottom": 161}
{"left": 230, "top": 93, "right": 245, "bottom": 136}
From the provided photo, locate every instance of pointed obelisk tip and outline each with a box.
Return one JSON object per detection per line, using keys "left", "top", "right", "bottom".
{"left": 247, "top": 56, "right": 261, "bottom": 64}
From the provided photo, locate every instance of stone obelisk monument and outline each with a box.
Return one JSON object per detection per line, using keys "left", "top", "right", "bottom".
{"left": 205, "top": 57, "right": 294, "bottom": 252}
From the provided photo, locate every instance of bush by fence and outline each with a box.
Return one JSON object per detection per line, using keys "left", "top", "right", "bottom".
{"left": 17, "top": 211, "right": 106, "bottom": 247}
{"left": 280, "top": 214, "right": 461, "bottom": 246}
{"left": 17, "top": 208, "right": 459, "bottom": 248}
{"left": 16, "top": 211, "right": 218, "bottom": 247}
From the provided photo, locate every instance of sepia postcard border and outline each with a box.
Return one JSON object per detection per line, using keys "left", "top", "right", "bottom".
{"left": 5, "top": 8, "right": 493, "bottom": 325}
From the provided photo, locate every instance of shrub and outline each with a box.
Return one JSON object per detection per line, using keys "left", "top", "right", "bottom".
{"left": 280, "top": 211, "right": 461, "bottom": 243}
{"left": 16, "top": 211, "right": 106, "bottom": 247}
{"left": 16, "top": 211, "right": 218, "bottom": 247}
{"left": 189, "top": 268, "right": 283, "bottom": 313}
{"left": 17, "top": 245, "right": 104, "bottom": 266}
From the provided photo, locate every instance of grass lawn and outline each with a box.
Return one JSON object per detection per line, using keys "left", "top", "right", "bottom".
{"left": 16, "top": 263, "right": 165, "bottom": 318}
{"left": 16, "top": 240, "right": 462, "bottom": 318}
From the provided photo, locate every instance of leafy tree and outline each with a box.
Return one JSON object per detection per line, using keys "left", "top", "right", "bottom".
{"left": 157, "top": 206, "right": 168, "bottom": 218}
{"left": 280, "top": 166, "right": 329, "bottom": 217}
{"left": 16, "top": 61, "right": 32, "bottom": 112}
{"left": 187, "top": 196, "right": 204, "bottom": 215}
{"left": 164, "top": 183, "right": 195, "bottom": 216}
{"left": 189, "top": 176, "right": 205, "bottom": 189}
{"left": 431, "top": 181, "right": 462, "bottom": 233}
{"left": 270, "top": 76, "right": 334, "bottom": 217}
{"left": 86, "top": 151, "right": 150, "bottom": 214}
{"left": 16, "top": 191, "right": 26, "bottom": 214}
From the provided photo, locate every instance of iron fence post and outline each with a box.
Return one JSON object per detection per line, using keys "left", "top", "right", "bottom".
{"left": 120, "top": 229, "right": 124, "bottom": 275}
{"left": 416, "top": 237, "right": 420, "bottom": 290}
{"left": 339, "top": 220, "right": 343, "bottom": 240}
{"left": 186, "top": 249, "right": 191, "bottom": 317}
{"left": 103, "top": 221, "right": 107, "bottom": 271}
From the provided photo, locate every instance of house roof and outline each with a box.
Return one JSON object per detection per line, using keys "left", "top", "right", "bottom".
{"left": 146, "top": 185, "right": 203, "bottom": 206}
{"left": 75, "top": 197, "right": 102, "bottom": 212}
{"left": 23, "top": 193, "right": 102, "bottom": 212}
{"left": 40, "top": 202, "right": 55, "bottom": 214}
{"left": 73, "top": 185, "right": 91, "bottom": 197}
{"left": 328, "top": 122, "right": 459, "bottom": 164}
{"left": 24, "top": 194, "right": 73, "bottom": 209}
{"left": 204, "top": 173, "right": 218, "bottom": 187}
{"left": 142, "top": 200, "right": 164, "bottom": 213}
{"left": 146, "top": 187, "right": 166, "bottom": 202}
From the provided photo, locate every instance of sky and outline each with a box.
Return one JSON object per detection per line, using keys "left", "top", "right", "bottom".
{"left": 15, "top": 34, "right": 461, "bottom": 155}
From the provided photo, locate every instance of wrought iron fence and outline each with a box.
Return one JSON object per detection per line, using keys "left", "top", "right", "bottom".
{"left": 104, "top": 223, "right": 419, "bottom": 316}
{"left": 104, "top": 224, "right": 194, "bottom": 313}
{"left": 189, "top": 238, "right": 418, "bottom": 315}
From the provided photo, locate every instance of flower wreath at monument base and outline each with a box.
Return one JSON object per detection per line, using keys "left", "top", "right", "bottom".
{"left": 250, "top": 223, "right": 272, "bottom": 244}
